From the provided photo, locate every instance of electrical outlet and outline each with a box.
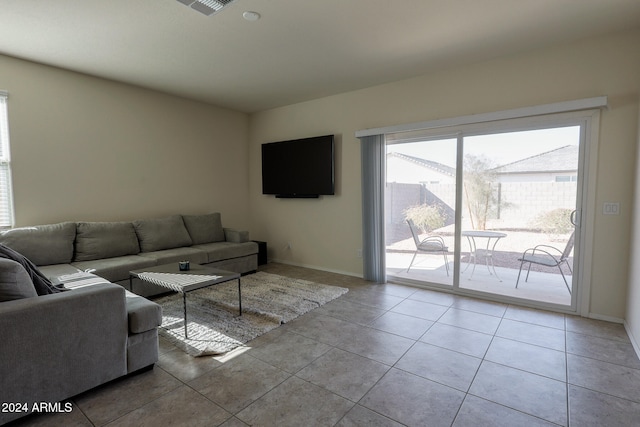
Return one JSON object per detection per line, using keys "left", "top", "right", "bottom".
{"left": 357, "top": 249, "right": 362, "bottom": 258}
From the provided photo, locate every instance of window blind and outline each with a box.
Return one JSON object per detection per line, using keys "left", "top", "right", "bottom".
{"left": 0, "top": 92, "right": 15, "bottom": 227}
{"left": 359, "top": 134, "right": 386, "bottom": 283}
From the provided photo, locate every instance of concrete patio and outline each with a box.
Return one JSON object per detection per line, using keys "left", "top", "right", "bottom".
{"left": 386, "top": 245, "right": 573, "bottom": 307}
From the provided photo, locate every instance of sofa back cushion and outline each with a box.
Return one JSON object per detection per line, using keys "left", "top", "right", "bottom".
{"left": 182, "top": 213, "right": 225, "bottom": 245}
{"left": 133, "top": 215, "right": 192, "bottom": 252}
{"left": 0, "top": 258, "right": 38, "bottom": 302}
{"left": 75, "top": 222, "right": 140, "bottom": 261}
{"left": 0, "top": 222, "right": 76, "bottom": 266}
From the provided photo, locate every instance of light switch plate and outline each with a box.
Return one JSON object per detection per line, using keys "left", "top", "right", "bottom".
{"left": 603, "top": 202, "right": 620, "bottom": 215}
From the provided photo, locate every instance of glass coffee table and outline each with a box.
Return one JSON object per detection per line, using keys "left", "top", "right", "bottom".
{"left": 129, "top": 263, "right": 241, "bottom": 339}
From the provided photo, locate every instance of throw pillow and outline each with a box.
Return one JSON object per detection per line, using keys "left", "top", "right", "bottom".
{"left": 0, "top": 244, "right": 61, "bottom": 295}
{"left": 132, "top": 215, "right": 193, "bottom": 252}
{"left": 0, "top": 258, "right": 38, "bottom": 302}
{"left": 182, "top": 213, "right": 225, "bottom": 244}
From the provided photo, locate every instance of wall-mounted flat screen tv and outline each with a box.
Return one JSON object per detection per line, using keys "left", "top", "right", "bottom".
{"left": 261, "top": 134, "right": 335, "bottom": 198}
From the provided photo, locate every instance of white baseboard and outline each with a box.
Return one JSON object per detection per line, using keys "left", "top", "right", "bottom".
{"left": 267, "top": 259, "right": 364, "bottom": 279}
{"left": 586, "top": 312, "right": 625, "bottom": 324}
{"left": 624, "top": 320, "right": 640, "bottom": 360}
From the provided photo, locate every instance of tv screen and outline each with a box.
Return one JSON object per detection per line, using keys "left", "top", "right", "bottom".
{"left": 261, "top": 135, "right": 335, "bottom": 198}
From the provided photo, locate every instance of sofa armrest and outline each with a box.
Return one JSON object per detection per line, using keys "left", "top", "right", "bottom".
{"left": 224, "top": 228, "right": 250, "bottom": 243}
{"left": 0, "top": 283, "right": 128, "bottom": 423}
{"left": 125, "top": 291, "right": 162, "bottom": 333}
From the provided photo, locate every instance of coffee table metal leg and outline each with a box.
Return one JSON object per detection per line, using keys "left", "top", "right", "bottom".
{"left": 238, "top": 278, "right": 242, "bottom": 316}
{"left": 183, "top": 292, "right": 188, "bottom": 339}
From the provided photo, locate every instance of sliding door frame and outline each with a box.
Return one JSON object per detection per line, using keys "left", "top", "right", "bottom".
{"left": 366, "top": 100, "right": 605, "bottom": 315}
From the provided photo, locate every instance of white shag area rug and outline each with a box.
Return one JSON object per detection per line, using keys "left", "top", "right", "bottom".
{"left": 155, "top": 271, "right": 349, "bottom": 356}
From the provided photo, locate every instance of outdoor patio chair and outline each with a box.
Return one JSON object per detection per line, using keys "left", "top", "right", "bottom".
{"left": 406, "top": 219, "right": 449, "bottom": 275}
{"left": 515, "top": 231, "right": 575, "bottom": 294}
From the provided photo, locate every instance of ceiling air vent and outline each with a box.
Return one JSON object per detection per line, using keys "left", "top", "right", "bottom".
{"left": 177, "top": 0, "right": 235, "bottom": 16}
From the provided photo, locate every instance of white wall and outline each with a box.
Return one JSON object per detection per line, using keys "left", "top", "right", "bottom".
{"left": 0, "top": 55, "right": 250, "bottom": 228}
{"left": 626, "top": 96, "right": 640, "bottom": 353}
{"left": 249, "top": 28, "right": 640, "bottom": 320}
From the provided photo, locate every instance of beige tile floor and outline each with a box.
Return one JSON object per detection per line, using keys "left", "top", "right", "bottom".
{"left": 11, "top": 263, "right": 640, "bottom": 427}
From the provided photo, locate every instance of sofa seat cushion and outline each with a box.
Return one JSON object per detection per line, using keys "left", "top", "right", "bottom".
{"left": 51, "top": 271, "right": 111, "bottom": 291}
{"left": 0, "top": 222, "right": 76, "bottom": 265}
{"left": 75, "top": 222, "right": 140, "bottom": 261}
{"left": 182, "top": 213, "right": 225, "bottom": 244}
{"left": 71, "top": 255, "right": 156, "bottom": 283}
{"left": 133, "top": 215, "right": 192, "bottom": 252}
{"left": 0, "top": 259, "right": 37, "bottom": 302}
{"left": 125, "top": 291, "right": 162, "bottom": 334}
{"left": 39, "top": 264, "right": 83, "bottom": 280}
{"left": 138, "top": 247, "right": 208, "bottom": 265}
{"left": 192, "top": 241, "right": 258, "bottom": 263}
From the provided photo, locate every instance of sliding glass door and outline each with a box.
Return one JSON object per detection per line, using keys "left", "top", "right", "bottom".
{"left": 457, "top": 127, "right": 580, "bottom": 306}
{"left": 385, "top": 137, "right": 458, "bottom": 287}
{"left": 385, "top": 117, "right": 585, "bottom": 309}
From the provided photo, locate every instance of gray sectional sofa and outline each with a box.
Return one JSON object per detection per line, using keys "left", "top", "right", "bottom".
{"left": 1, "top": 213, "right": 259, "bottom": 297}
{"left": 0, "top": 261, "right": 161, "bottom": 425}
{"left": 0, "top": 213, "right": 258, "bottom": 425}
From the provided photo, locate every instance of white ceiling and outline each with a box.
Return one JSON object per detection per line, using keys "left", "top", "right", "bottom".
{"left": 1, "top": 0, "right": 639, "bottom": 113}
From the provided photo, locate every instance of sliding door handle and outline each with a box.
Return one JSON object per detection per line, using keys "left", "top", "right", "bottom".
{"left": 570, "top": 209, "right": 579, "bottom": 226}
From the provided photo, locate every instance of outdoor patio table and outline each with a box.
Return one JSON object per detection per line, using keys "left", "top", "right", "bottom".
{"left": 462, "top": 230, "right": 507, "bottom": 281}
